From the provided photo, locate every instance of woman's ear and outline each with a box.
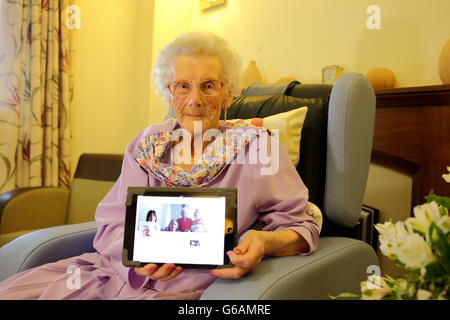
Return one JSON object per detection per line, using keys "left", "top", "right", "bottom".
{"left": 223, "top": 85, "right": 234, "bottom": 109}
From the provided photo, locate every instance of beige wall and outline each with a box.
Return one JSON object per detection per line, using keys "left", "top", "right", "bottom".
{"left": 363, "top": 164, "right": 413, "bottom": 277}
{"left": 70, "top": 0, "right": 449, "bottom": 162}
{"left": 70, "top": 0, "right": 154, "bottom": 170}
{"left": 149, "top": 0, "right": 450, "bottom": 124}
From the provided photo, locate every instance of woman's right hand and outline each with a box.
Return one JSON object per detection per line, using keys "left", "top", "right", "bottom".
{"left": 135, "top": 263, "right": 182, "bottom": 281}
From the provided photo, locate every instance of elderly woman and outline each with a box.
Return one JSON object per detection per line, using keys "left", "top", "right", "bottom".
{"left": 0, "top": 32, "right": 319, "bottom": 300}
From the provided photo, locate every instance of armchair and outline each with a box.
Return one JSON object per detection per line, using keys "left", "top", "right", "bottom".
{"left": 0, "top": 154, "right": 123, "bottom": 247}
{"left": 0, "top": 73, "right": 379, "bottom": 300}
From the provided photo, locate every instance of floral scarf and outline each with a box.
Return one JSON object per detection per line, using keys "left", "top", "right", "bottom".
{"left": 134, "top": 125, "right": 261, "bottom": 187}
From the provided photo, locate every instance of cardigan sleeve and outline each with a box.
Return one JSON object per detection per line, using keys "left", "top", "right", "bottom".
{"left": 92, "top": 128, "right": 152, "bottom": 289}
{"left": 250, "top": 134, "right": 320, "bottom": 255}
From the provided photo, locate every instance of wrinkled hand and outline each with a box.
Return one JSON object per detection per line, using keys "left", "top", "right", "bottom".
{"left": 210, "top": 230, "right": 265, "bottom": 279}
{"left": 135, "top": 263, "right": 182, "bottom": 281}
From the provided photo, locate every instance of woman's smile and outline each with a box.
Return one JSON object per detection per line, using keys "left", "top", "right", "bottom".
{"left": 184, "top": 113, "right": 206, "bottom": 118}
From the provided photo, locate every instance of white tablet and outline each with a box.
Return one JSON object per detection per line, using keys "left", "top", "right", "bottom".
{"left": 122, "top": 187, "right": 237, "bottom": 269}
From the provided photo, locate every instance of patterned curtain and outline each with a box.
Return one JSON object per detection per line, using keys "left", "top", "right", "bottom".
{"left": 0, "top": 0, "right": 73, "bottom": 192}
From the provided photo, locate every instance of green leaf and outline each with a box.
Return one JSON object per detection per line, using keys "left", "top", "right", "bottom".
{"left": 424, "top": 262, "right": 444, "bottom": 280}
{"left": 428, "top": 223, "right": 450, "bottom": 277}
{"left": 411, "top": 228, "right": 427, "bottom": 238}
{"left": 434, "top": 224, "right": 450, "bottom": 271}
{"left": 392, "top": 258, "right": 406, "bottom": 269}
{"left": 328, "top": 292, "right": 360, "bottom": 299}
{"left": 0, "top": 153, "right": 13, "bottom": 191}
{"left": 425, "top": 191, "right": 450, "bottom": 209}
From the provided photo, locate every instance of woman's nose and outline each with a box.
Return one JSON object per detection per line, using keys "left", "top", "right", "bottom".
{"left": 188, "top": 86, "right": 204, "bottom": 107}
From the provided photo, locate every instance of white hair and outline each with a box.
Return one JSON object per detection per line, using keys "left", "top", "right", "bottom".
{"left": 152, "top": 32, "right": 242, "bottom": 104}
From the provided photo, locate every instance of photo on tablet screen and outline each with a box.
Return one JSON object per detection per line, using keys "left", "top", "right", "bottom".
{"left": 132, "top": 195, "right": 226, "bottom": 266}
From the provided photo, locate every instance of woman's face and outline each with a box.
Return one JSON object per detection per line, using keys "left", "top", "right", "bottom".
{"left": 148, "top": 212, "right": 156, "bottom": 221}
{"left": 169, "top": 54, "right": 232, "bottom": 135}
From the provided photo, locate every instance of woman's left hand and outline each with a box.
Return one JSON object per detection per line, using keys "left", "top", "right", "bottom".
{"left": 209, "top": 229, "right": 307, "bottom": 279}
{"left": 210, "top": 230, "right": 265, "bottom": 279}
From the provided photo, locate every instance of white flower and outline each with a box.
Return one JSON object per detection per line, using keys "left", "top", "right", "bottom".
{"left": 375, "top": 221, "right": 396, "bottom": 258}
{"left": 417, "top": 289, "right": 433, "bottom": 300}
{"left": 394, "top": 220, "right": 413, "bottom": 242}
{"left": 363, "top": 169, "right": 450, "bottom": 301}
{"left": 437, "top": 215, "right": 450, "bottom": 235}
{"left": 391, "top": 233, "right": 436, "bottom": 270}
{"left": 376, "top": 220, "right": 414, "bottom": 261}
{"left": 376, "top": 219, "right": 437, "bottom": 269}
{"left": 360, "top": 278, "right": 389, "bottom": 300}
{"left": 442, "top": 166, "right": 450, "bottom": 183}
{"left": 408, "top": 201, "right": 442, "bottom": 235}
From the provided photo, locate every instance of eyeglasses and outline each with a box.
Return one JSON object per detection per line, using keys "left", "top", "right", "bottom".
{"left": 167, "top": 80, "right": 224, "bottom": 97}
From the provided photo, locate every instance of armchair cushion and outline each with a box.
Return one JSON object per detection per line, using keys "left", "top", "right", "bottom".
{"left": 66, "top": 179, "right": 116, "bottom": 224}
{"left": 226, "top": 106, "right": 308, "bottom": 167}
{"left": 201, "top": 237, "right": 378, "bottom": 300}
{"left": 66, "top": 154, "right": 123, "bottom": 224}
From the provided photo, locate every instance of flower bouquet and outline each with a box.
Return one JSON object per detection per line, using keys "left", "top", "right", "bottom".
{"left": 331, "top": 168, "right": 450, "bottom": 300}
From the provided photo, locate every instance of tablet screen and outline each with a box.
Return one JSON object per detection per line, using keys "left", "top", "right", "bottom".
{"left": 131, "top": 194, "right": 227, "bottom": 266}
{"left": 123, "top": 187, "right": 237, "bottom": 268}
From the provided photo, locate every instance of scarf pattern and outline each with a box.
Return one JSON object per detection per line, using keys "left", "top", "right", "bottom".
{"left": 134, "top": 127, "right": 261, "bottom": 187}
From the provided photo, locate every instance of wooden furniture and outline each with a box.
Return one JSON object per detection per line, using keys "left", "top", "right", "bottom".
{"left": 371, "top": 84, "right": 450, "bottom": 211}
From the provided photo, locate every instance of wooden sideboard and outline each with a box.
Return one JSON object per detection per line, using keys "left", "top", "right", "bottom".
{"left": 371, "top": 84, "right": 450, "bottom": 211}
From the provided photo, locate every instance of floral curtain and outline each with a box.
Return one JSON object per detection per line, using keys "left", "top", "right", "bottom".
{"left": 0, "top": 0, "right": 73, "bottom": 193}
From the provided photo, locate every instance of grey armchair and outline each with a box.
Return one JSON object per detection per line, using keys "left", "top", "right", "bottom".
{"left": 0, "top": 73, "right": 379, "bottom": 299}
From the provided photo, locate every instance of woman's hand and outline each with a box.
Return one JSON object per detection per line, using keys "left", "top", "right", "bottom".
{"left": 210, "top": 229, "right": 308, "bottom": 280}
{"left": 135, "top": 263, "right": 182, "bottom": 281}
{"left": 210, "top": 230, "right": 265, "bottom": 279}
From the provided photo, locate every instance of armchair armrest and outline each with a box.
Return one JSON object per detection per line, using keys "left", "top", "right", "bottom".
{"left": 325, "top": 73, "right": 376, "bottom": 228}
{"left": 0, "top": 221, "right": 97, "bottom": 282}
{"left": 201, "top": 237, "right": 379, "bottom": 300}
{"left": 0, "top": 187, "right": 70, "bottom": 234}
